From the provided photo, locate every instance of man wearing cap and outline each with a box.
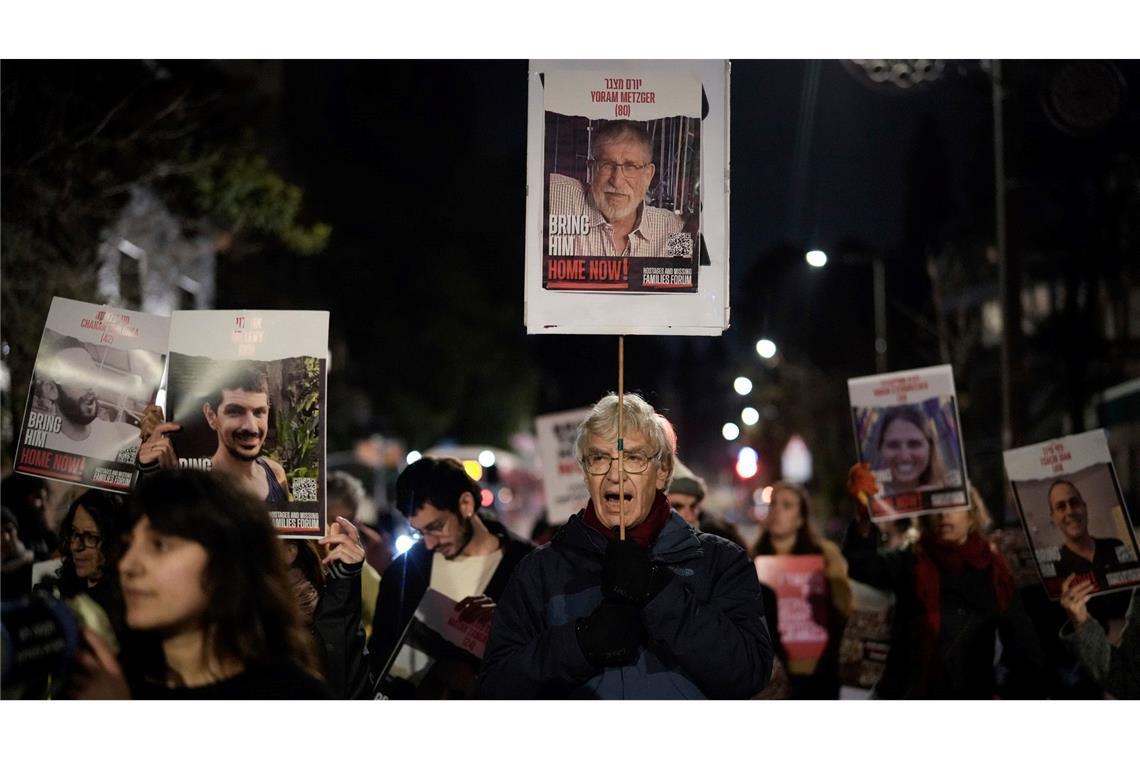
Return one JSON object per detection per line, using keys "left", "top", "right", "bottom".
{"left": 478, "top": 392, "right": 773, "bottom": 699}
{"left": 668, "top": 460, "right": 749, "bottom": 551}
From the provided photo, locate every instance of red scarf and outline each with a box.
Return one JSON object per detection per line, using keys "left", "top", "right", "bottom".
{"left": 913, "top": 531, "right": 1015, "bottom": 681}
{"left": 579, "top": 492, "right": 672, "bottom": 548}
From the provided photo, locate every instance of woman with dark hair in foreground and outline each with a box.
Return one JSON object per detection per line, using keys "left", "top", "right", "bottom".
{"left": 70, "top": 469, "right": 328, "bottom": 699}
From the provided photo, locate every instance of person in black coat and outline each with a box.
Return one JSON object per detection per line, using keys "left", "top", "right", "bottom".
{"left": 367, "top": 457, "right": 532, "bottom": 696}
{"left": 844, "top": 464, "right": 1045, "bottom": 698}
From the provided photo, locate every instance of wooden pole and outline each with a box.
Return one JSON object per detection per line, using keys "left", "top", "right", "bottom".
{"left": 618, "top": 335, "right": 626, "bottom": 540}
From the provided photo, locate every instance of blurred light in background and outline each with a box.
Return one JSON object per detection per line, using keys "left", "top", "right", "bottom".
{"left": 755, "top": 339, "right": 777, "bottom": 359}
{"left": 733, "top": 376, "right": 753, "bottom": 395}
{"left": 478, "top": 449, "right": 496, "bottom": 468}
{"left": 722, "top": 422, "right": 740, "bottom": 441}
{"left": 735, "top": 446, "right": 759, "bottom": 479}
{"left": 761, "top": 485, "right": 773, "bottom": 503}
{"left": 805, "top": 249, "right": 828, "bottom": 268}
{"left": 480, "top": 488, "right": 494, "bottom": 507}
{"left": 394, "top": 534, "right": 417, "bottom": 555}
{"left": 406, "top": 450, "right": 422, "bottom": 465}
{"left": 498, "top": 487, "right": 514, "bottom": 505}
{"left": 741, "top": 406, "right": 760, "bottom": 426}
{"left": 781, "top": 434, "right": 813, "bottom": 483}
{"left": 463, "top": 460, "right": 483, "bottom": 481}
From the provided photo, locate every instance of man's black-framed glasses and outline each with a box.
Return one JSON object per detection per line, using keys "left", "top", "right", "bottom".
{"left": 588, "top": 159, "right": 649, "bottom": 178}
{"left": 66, "top": 530, "right": 103, "bottom": 549}
{"left": 583, "top": 451, "right": 656, "bottom": 475}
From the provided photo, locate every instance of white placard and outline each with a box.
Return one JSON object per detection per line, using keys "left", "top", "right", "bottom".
{"left": 1003, "top": 429, "right": 1140, "bottom": 600}
{"left": 534, "top": 407, "right": 591, "bottom": 525}
{"left": 14, "top": 297, "right": 169, "bottom": 492}
{"left": 847, "top": 364, "right": 970, "bottom": 522}
{"left": 524, "top": 59, "right": 730, "bottom": 335}
{"left": 165, "top": 310, "right": 329, "bottom": 538}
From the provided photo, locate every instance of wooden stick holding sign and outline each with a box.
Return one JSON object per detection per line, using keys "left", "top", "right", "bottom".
{"left": 618, "top": 335, "right": 626, "bottom": 541}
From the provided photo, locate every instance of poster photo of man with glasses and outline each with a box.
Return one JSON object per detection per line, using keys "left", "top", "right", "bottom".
{"left": 541, "top": 68, "right": 702, "bottom": 293}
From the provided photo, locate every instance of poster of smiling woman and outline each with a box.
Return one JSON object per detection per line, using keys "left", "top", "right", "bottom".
{"left": 847, "top": 364, "right": 969, "bottom": 522}
{"left": 163, "top": 310, "right": 328, "bottom": 538}
{"left": 1003, "top": 430, "right": 1140, "bottom": 600}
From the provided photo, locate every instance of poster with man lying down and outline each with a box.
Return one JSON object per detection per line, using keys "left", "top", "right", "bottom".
{"left": 14, "top": 297, "right": 167, "bottom": 493}
{"left": 848, "top": 364, "right": 970, "bottom": 522}
{"left": 1004, "top": 429, "right": 1140, "bottom": 601}
{"left": 158, "top": 310, "right": 329, "bottom": 538}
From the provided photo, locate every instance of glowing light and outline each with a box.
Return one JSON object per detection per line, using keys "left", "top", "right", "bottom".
{"left": 733, "top": 376, "right": 753, "bottom": 395}
{"left": 741, "top": 407, "right": 760, "bottom": 426}
{"left": 781, "top": 434, "right": 813, "bottom": 484}
{"left": 756, "top": 339, "right": 777, "bottom": 359}
{"left": 405, "top": 450, "right": 422, "bottom": 465}
{"left": 463, "top": 460, "right": 483, "bottom": 481}
{"left": 498, "top": 487, "right": 514, "bottom": 505}
{"left": 478, "top": 449, "right": 496, "bottom": 468}
{"left": 735, "top": 458, "right": 759, "bottom": 479}
{"left": 752, "top": 488, "right": 767, "bottom": 505}
{"left": 738, "top": 446, "right": 758, "bottom": 463}
{"left": 394, "top": 534, "right": 417, "bottom": 555}
{"left": 806, "top": 249, "right": 828, "bottom": 268}
{"left": 761, "top": 486, "right": 773, "bottom": 503}
{"left": 480, "top": 488, "right": 495, "bottom": 507}
{"left": 722, "top": 422, "right": 740, "bottom": 441}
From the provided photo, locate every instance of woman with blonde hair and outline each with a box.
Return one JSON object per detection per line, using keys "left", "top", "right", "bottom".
{"left": 844, "top": 465, "right": 1044, "bottom": 698}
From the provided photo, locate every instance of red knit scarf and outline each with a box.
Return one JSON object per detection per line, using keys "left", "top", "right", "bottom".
{"left": 580, "top": 491, "right": 672, "bottom": 548}
{"left": 913, "top": 531, "right": 1015, "bottom": 681}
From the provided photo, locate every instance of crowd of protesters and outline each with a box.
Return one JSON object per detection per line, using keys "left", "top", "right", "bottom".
{"left": 1, "top": 391, "right": 1137, "bottom": 700}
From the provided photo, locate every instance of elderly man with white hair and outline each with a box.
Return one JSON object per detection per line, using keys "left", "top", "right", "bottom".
{"left": 478, "top": 392, "right": 773, "bottom": 699}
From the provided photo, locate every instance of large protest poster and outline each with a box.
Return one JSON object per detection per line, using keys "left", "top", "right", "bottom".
{"left": 534, "top": 407, "right": 591, "bottom": 526}
{"left": 837, "top": 580, "right": 893, "bottom": 695}
{"left": 847, "top": 364, "right": 970, "bottom": 522}
{"left": 542, "top": 71, "right": 701, "bottom": 293}
{"left": 525, "top": 60, "right": 730, "bottom": 335}
{"left": 754, "top": 555, "right": 829, "bottom": 675}
{"left": 164, "top": 310, "right": 328, "bottom": 538}
{"left": 1003, "top": 430, "right": 1140, "bottom": 600}
{"left": 14, "top": 297, "right": 168, "bottom": 492}
{"left": 377, "top": 588, "right": 490, "bottom": 700}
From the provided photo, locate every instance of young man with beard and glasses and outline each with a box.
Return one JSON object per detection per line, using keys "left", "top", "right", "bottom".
{"left": 37, "top": 345, "right": 140, "bottom": 459}
{"left": 137, "top": 363, "right": 290, "bottom": 503}
{"left": 477, "top": 393, "right": 773, "bottom": 699}
{"left": 367, "top": 456, "right": 532, "bottom": 691}
{"left": 547, "top": 120, "right": 686, "bottom": 258}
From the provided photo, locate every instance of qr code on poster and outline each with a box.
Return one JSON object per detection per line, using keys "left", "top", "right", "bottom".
{"left": 117, "top": 444, "right": 139, "bottom": 464}
{"left": 666, "top": 232, "right": 693, "bottom": 258}
{"left": 292, "top": 477, "right": 318, "bottom": 502}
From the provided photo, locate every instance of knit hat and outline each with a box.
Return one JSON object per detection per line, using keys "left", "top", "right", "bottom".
{"left": 668, "top": 459, "right": 706, "bottom": 501}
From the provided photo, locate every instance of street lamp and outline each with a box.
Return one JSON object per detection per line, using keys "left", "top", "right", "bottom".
{"left": 733, "top": 376, "right": 753, "bottom": 395}
{"left": 755, "top": 338, "right": 777, "bottom": 359}
{"left": 741, "top": 407, "right": 760, "bottom": 426}
{"left": 722, "top": 422, "right": 740, "bottom": 441}
{"left": 805, "top": 249, "right": 828, "bottom": 268}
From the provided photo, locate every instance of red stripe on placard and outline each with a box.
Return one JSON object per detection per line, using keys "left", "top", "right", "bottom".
{"left": 17, "top": 466, "right": 82, "bottom": 481}
{"left": 546, "top": 282, "right": 630, "bottom": 290}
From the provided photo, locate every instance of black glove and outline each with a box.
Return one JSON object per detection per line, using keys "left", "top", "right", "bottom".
{"left": 602, "top": 539, "right": 673, "bottom": 606}
{"left": 575, "top": 599, "right": 642, "bottom": 668}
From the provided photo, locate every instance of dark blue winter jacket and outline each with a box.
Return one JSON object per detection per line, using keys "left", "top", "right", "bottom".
{"left": 477, "top": 510, "right": 773, "bottom": 698}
